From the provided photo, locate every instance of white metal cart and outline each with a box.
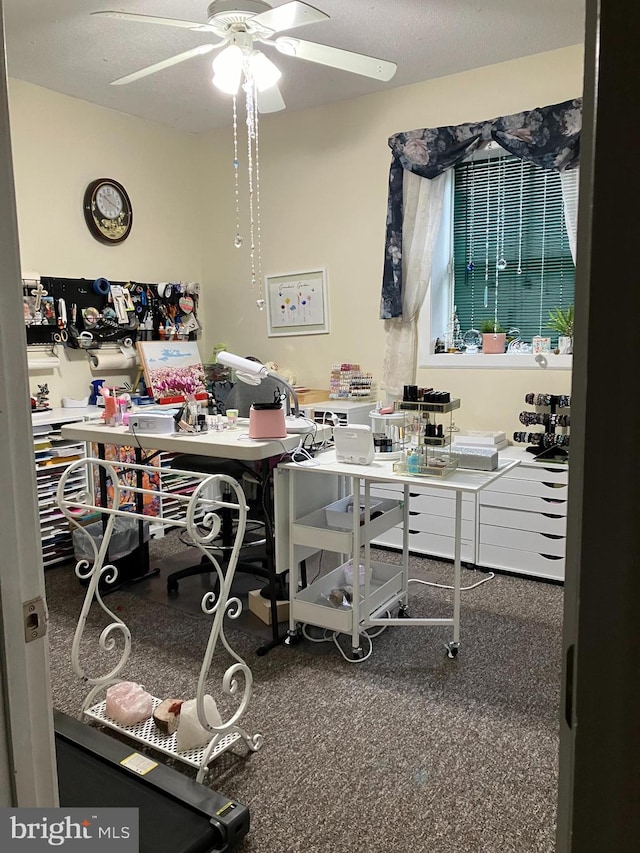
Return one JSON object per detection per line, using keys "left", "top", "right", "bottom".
{"left": 274, "top": 451, "right": 519, "bottom": 661}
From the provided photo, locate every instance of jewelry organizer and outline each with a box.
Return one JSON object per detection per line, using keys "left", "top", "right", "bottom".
{"left": 513, "top": 392, "right": 570, "bottom": 462}
{"left": 392, "top": 396, "right": 461, "bottom": 478}
{"left": 56, "top": 458, "right": 262, "bottom": 783}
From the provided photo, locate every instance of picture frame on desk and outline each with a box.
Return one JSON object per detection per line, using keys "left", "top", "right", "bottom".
{"left": 136, "top": 340, "right": 207, "bottom": 402}
{"left": 265, "top": 268, "right": 329, "bottom": 337}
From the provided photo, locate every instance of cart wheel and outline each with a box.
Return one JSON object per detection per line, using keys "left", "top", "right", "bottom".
{"left": 284, "top": 627, "right": 301, "bottom": 646}
{"left": 349, "top": 646, "right": 365, "bottom": 661}
{"left": 398, "top": 605, "right": 410, "bottom": 619}
{"left": 445, "top": 642, "right": 460, "bottom": 659}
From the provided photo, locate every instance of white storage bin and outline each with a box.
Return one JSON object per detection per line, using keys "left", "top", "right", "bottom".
{"left": 292, "top": 559, "right": 404, "bottom": 633}
{"left": 325, "top": 495, "right": 382, "bottom": 530}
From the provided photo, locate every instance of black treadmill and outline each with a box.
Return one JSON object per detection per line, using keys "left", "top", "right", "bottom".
{"left": 54, "top": 710, "right": 249, "bottom": 853}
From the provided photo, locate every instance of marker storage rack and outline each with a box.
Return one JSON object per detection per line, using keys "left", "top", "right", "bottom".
{"left": 392, "top": 399, "right": 461, "bottom": 478}
{"left": 56, "top": 458, "right": 262, "bottom": 782}
{"left": 514, "top": 393, "right": 570, "bottom": 461}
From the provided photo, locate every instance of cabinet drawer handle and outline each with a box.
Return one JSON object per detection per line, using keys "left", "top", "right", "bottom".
{"left": 409, "top": 529, "right": 420, "bottom": 535}
{"left": 409, "top": 492, "right": 421, "bottom": 498}
{"left": 542, "top": 513, "right": 563, "bottom": 519}
{"left": 541, "top": 533, "right": 564, "bottom": 540}
{"left": 542, "top": 481, "right": 566, "bottom": 489}
{"left": 542, "top": 497, "right": 566, "bottom": 505}
{"left": 409, "top": 511, "right": 420, "bottom": 516}
{"left": 540, "top": 554, "right": 563, "bottom": 560}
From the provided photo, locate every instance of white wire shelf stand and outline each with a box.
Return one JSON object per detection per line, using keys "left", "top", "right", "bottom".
{"left": 56, "top": 457, "right": 263, "bottom": 783}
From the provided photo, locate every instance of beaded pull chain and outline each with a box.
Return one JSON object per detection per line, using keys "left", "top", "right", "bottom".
{"left": 230, "top": 70, "right": 265, "bottom": 311}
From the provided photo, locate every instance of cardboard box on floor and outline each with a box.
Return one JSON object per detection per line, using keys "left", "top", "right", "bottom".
{"left": 248, "top": 589, "right": 289, "bottom": 625}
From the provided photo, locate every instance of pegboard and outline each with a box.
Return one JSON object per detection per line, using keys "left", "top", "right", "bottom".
{"left": 23, "top": 276, "right": 200, "bottom": 349}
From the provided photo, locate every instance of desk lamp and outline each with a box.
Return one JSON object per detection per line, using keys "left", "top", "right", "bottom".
{"left": 216, "top": 351, "right": 300, "bottom": 417}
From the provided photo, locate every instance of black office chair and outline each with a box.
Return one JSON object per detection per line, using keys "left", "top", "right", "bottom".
{"left": 165, "top": 376, "right": 287, "bottom": 596}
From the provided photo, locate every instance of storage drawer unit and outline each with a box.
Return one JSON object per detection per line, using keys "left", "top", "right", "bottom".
{"left": 307, "top": 400, "right": 373, "bottom": 427}
{"left": 478, "top": 455, "right": 569, "bottom": 581}
{"left": 370, "top": 481, "right": 476, "bottom": 563}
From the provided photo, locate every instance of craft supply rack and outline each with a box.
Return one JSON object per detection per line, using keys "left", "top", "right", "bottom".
{"left": 56, "top": 458, "right": 262, "bottom": 783}
{"left": 513, "top": 392, "right": 570, "bottom": 461}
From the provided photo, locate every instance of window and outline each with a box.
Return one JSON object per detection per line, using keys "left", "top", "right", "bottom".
{"left": 454, "top": 153, "right": 574, "bottom": 342}
{"left": 420, "top": 149, "right": 575, "bottom": 366}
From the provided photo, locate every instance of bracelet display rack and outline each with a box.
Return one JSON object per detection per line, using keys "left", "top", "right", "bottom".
{"left": 513, "top": 393, "right": 571, "bottom": 463}
{"left": 56, "top": 458, "right": 263, "bottom": 783}
{"left": 392, "top": 395, "right": 461, "bottom": 478}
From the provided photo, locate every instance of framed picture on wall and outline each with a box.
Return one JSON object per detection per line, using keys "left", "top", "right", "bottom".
{"left": 265, "top": 268, "right": 329, "bottom": 337}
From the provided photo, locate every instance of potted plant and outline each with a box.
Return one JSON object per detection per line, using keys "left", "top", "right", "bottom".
{"left": 548, "top": 305, "right": 574, "bottom": 354}
{"left": 480, "top": 319, "right": 506, "bottom": 354}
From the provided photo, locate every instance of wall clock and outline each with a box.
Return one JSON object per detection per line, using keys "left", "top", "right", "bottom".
{"left": 83, "top": 178, "right": 133, "bottom": 244}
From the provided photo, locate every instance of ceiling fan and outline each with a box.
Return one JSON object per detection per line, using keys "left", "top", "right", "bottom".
{"left": 93, "top": 1, "right": 398, "bottom": 112}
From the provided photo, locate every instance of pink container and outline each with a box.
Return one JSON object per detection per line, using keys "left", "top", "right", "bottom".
{"left": 249, "top": 406, "right": 286, "bottom": 439}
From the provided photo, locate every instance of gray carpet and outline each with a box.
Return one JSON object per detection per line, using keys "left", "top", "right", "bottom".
{"left": 45, "top": 535, "right": 563, "bottom": 853}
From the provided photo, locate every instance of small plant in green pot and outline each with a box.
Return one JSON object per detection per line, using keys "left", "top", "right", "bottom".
{"left": 480, "top": 320, "right": 506, "bottom": 354}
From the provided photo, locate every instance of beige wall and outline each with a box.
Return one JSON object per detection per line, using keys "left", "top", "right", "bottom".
{"left": 8, "top": 80, "right": 204, "bottom": 403}
{"left": 9, "top": 44, "right": 584, "bottom": 434}
{"left": 200, "top": 44, "right": 584, "bottom": 434}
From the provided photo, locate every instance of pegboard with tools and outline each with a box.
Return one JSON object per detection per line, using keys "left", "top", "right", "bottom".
{"left": 23, "top": 276, "right": 201, "bottom": 351}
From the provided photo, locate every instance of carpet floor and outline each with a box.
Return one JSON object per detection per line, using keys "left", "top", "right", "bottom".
{"left": 45, "top": 535, "right": 563, "bottom": 853}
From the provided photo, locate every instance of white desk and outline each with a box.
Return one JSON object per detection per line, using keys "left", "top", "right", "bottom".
{"left": 61, "top": 417, "right": 329, "bottom": 654}
{"left": 60, "top": 417, "right": 314, "bottom": 461}
{"left": 274, "top": 451, "right": 519, "bottom": 660}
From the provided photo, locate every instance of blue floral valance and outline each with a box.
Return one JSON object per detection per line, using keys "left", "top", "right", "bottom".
{"left": 380, "top": 98, "right": 582, "bottom": 319}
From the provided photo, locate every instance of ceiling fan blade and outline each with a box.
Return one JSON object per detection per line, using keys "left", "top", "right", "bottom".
{"left": 251, "top": 2, "right": 329, "bottom": 34}
{"left": 275, "top": 37, "right": 397, "bottom": 81}
{"left": 257, "top": 84, "right": 286, "bottom": 114}
{"left": 110, "top": 45, "right": 217, "bottom": 86}
{"left": 91, "top": 10, "right": 216, "bottom": 34}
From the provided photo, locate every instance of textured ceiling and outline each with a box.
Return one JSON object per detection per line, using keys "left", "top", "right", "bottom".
{"left": 4, "top": 1, "right": 585, "bottom": 134}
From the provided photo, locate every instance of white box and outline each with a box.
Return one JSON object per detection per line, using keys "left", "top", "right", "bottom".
{"left": 325, "top": 495, "right": 382, "bottom": 529}
{"left": 453, "top": 431, "right": 508, "bottom": 450}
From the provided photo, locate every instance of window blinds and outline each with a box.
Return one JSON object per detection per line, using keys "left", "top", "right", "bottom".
{"left": 453, "top": 154, "right": 575, "bottom": 343}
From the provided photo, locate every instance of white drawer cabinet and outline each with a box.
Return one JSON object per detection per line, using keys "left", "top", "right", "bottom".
{"left": 477, "top": 449, "right": 569, "bottom": 581}
{"left": 370, "top": 482, "right": 476, "bottom": 563}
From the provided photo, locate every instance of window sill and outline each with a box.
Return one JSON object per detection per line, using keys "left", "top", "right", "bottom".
{"left": 421, "top": 353, "right": 573, "bottom": 370}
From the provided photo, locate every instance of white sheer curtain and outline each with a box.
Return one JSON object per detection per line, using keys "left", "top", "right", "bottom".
{"left": 382, "top": 171, "right": 446, "bottom": 399}
{"left": 560, "top": 166, "right": 580, "bottom": 263}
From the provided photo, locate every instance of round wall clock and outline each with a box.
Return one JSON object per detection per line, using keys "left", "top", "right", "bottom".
{"left": 83, "top": 178, "right": 132, "bottom": 244}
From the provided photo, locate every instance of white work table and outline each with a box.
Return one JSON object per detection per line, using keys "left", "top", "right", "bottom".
{"left": 60, "top": 417, "right": 317, "bottom": 461}
{"left": 274, "top": 450, "right": 520, "bottom": 660}
{"left": 61, "top": 417, "right": 329, "bottom": 654}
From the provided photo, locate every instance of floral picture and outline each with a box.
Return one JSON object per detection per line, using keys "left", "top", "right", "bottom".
{"left": 136, "top": 340, "right": 206, "bottom": 399}
{"left": 265, "top": 268, "right": 329, "bottom": 337}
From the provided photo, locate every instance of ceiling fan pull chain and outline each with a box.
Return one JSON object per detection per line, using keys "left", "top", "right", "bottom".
{"left": 253, "top": 85, "right": 265, "bottom": 311}
{"left": 232, "top": 95, "right": 243, "bottom": 249}
{"left": 244, "top": 78, "right": 259, "bottom": 303}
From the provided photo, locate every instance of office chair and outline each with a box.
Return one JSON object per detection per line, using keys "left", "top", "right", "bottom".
{"left": 165, "top": 375, "right": 288, "bottom": 596}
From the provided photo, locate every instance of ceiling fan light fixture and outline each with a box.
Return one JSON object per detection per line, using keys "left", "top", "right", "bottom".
{"left": 249, "top": 51, "right": 282, "bottom": 91}
{"left": 212, "top": 44, "right": 244, "bottom": 93}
